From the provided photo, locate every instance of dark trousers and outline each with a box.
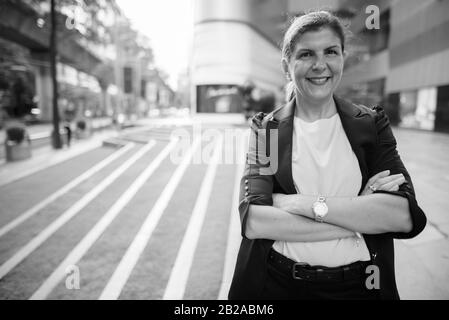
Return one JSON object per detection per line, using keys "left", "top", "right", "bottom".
{"left": 260, "top": 251, "right": 380, "bottom": 300}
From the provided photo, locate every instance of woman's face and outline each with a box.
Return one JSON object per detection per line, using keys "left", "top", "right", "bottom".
{"left": 283, "top": 27, "right": 345, "bottom": 104}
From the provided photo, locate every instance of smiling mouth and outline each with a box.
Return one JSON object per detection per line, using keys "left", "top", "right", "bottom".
{"left": 307, "top": 77, "right": 331, "bottom": 85}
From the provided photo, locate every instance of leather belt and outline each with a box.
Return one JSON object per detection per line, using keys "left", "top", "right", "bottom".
{"left": 268, "top": 248, "right": 370, "bottom": 282}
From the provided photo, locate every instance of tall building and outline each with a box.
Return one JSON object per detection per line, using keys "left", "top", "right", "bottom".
{"left": 192, "top": 0, "right": 449, "bottom": 134}
{"left": 191, "top": 0, "right": 288, "bottom": 114}
{"left": 337, "top": 0, "right": 449, "bottom": 132}
{"left": 190, "top": 0, "right": 344, "bottom": 115}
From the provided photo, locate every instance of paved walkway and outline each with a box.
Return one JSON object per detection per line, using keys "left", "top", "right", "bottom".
{"left": 0, "top": 117, "right": 447, "bottom": 299}
{"left": 391, "top": 128, "right": 449, "bottom": 299}
{"left": 0, "top": 117, "right": 114, "bottom": 141}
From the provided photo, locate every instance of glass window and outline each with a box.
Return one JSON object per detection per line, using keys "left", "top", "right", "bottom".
{"left": 196, "top": 85, "right": 242, "bottom": 113}
{"left": 399, "top": 87, "right": 436, "bottom": 130}
{"left": 435, "top": 84, "right": 449, "bottom": 133}
{"left": 416, "top": 87, "right": 437, "bottom": 130}
{"left": 399, "top": 90, "right": 418, "bottom": 128}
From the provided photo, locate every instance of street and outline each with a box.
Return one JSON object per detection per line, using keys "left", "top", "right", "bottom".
{"left": 0, "top": 119, "right": 448, "bottom": 300}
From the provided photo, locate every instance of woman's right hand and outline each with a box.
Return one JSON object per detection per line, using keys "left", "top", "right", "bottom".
{"left": 361, "top": 170, "right": 406, "bottom": 195}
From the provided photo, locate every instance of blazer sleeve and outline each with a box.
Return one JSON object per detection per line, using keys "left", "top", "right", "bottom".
{"left": 368, "top": 106, "right": 427, "bottom": 239}
{"left": 238, "top": 112, "right": 274, "bottom": 239}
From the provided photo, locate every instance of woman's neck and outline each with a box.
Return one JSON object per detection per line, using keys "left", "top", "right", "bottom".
{"left": 295, "top": 95, "right": 337, "bottom": 122}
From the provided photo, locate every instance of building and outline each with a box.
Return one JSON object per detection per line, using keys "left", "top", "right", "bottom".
{"left": 0, "top": 1, "right": 162, "bottom": 125}
{"left": 192, "top": 0, "right": 449, "bottom": 133}
{"left": 0, "top": 0, "right": 115, "bottom": 123}
{"left": 191, "top": 0, "right": 289, "bottom": 114}
{"left": 337, "top": 0, "right": 449, "bottom": 133}
{"left": 142, "top": 68, "right": 176, "bottom": 115}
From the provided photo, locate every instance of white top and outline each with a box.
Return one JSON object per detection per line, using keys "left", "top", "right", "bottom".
{"left": 272, "top": 113, "right": 371, "bottom": 267}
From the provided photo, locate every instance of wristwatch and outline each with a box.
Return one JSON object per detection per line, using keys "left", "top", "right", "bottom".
{"left": 312, "top": 196, "right": 328, "bottom": 222}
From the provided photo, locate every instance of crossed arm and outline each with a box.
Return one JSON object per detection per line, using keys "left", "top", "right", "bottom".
{"left": 246, "top": 204, "right": 356, "bottom": 242}
{"left": 241, "top": 107, "right": 425, "bottom": 243}
{"left": 245, "top": 192, "right": 412, "bottom": 241}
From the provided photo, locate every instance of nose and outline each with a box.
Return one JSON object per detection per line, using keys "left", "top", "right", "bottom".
{"left": 312, "top": 54, "right": 326, "bottom": 72}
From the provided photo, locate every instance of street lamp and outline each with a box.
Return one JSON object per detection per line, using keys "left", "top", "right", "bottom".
{"left": 50, "top": 0, "right": 62, "bottom": 149}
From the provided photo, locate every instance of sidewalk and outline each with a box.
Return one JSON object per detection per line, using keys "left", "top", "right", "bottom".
{"left": 390, "top": 127, "right": 449, "bottom": 299}
{"left": 0, "top": 119, "right": 149, "bottom": 187}
{"left": 0, "top": 117, "right": 114, "bottom": 142}
{"left": 0, "top": 114, "right": 245, "bottom": 186}
{"left": 0, "top": 118, "right": 447, "bottom": 299}
{"left": 0, "top": 129, "right": 117, "bottom": 187}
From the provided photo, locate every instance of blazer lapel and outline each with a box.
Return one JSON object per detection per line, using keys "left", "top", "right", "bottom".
{"left": 271, "top": 99, "right": 297, "bottom": 194}
{"left": 334, "top": 96, "right": 372, "bottom": 194}
{"left": 271, "top": 95, "right": 373, "bottom": 196}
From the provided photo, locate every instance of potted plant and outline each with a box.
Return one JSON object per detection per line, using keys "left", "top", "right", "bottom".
{"left": 4, "top": 122, "right": 31, "bottom": 161}
{"left": 75, "top": 119, "right": 91, "bottom": 139}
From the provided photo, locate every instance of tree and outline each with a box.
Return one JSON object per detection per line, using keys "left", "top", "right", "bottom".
{"left": 3, "top": 0, "right": 155, "bottom": 143}
{"left": 13, "top": 0, "right": 123, "bottom": 148}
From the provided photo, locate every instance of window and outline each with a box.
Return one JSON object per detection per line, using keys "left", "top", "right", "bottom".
{"left": 399, "top": 87, "right": 437, "bottom": 130}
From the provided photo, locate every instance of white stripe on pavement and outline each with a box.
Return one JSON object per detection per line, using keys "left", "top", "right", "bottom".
{"left": 29, "top": 132, "right": 51, "bottom": 140}
{"left": 0, "top": 142, "right": 103, "bottom": 188}
{"left": 163, "top": 134, "right": 223, "bottom": 300}
{"left": 0, "top": 143, "right": 135, "bottom": 239}
{"left": 0, "top": 141, "right": 156, "bottom": 280}
{"left": 0, "top": 125, "right": 152, "bottom": 188}
{"left": 217, "top": 132, "right": 246, "bottom": 299}
{"left": 99, "top": 136, "right": 202, "bottom": 300}
{"left": 30, "top": 139, "right": 179, "bottom": 300}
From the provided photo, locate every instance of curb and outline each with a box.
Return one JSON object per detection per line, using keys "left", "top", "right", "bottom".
{"left": 0, "top": 125, "right": 149, "bottom": 188}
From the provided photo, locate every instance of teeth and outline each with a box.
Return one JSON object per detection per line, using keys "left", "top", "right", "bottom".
{"left": 308, "top": 77, "right": 328, "bottom": 85}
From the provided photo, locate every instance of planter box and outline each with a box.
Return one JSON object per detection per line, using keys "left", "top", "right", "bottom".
{"left": 75, "top": 128, "right": 91, "bottom": 139}
{"left": 5, "top": 141, "right": 31, "bottom": 162}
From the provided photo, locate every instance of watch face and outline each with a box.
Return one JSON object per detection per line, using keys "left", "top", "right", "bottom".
{"left": 314, "top": 203, "right": 328, "bottom": 216}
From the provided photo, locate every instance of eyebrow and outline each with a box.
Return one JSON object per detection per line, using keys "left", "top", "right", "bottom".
{"left": 324, "top": 45, "right": 340, "bottom": 50}
{"left": 295, "top": 45, "right": 341, "bottom": 52}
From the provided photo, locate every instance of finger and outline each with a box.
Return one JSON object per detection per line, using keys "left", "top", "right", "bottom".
{"left": 366, "top": 172, "right": 393, "bottom": 192}
{"left": 366, "top": 174, "right": 401, "bottom": 194}
{"left": 378, "top": 176, "right": 406, "bottom": 191}
{"left": 388, "top": 185, "right": 400, "bottom": 192}
{"left": 366, "top": 170, "right": 390, "bottom": 187}
{"left": 364, "top": 182, "right": 379, "bottom": 194}
{"left": 376, "top": 173, "right": 404, "bottom": 185}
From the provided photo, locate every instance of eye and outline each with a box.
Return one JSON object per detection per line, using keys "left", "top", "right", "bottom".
{"left": 298, "top": 51, "right": 312, "bottom": 59}
{"left": 326, "top": 49, "right": 339, "bottom": 56}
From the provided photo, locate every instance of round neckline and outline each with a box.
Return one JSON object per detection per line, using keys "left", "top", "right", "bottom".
{"left": 294, "top": 113, "right": 338, "bottom": 124}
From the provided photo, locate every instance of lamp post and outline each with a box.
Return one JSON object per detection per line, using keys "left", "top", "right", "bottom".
{"left": 50, "top": 0, "right": 62, "bottom": 149}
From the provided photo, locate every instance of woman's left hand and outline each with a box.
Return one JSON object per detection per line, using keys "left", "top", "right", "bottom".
{"left": 361, "top": 170, "right": 406, "bottom": 195}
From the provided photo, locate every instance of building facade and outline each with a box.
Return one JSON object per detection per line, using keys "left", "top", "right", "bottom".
{"left": 191, "top": 0, "right": 288, "bottom": 114}
{"left": 337, "top": 0, "right": 449, "bottom": 132}
{"left": 192, "top": 0, "right": 449, "bottom": 133}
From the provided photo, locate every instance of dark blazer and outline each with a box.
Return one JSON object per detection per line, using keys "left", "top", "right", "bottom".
{"left": 228, "top": 95, "right": 427, "bottom": 300}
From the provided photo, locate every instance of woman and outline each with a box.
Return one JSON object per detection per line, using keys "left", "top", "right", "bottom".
{"left": 228, "top": 11, "right": 427, "bottom": 300}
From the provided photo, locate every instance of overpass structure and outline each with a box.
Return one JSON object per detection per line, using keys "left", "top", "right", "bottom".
{"left": 0, "top": 1, "right": 111, "bottom": 121}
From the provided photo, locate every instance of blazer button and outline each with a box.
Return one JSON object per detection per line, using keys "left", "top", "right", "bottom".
{"left": 245, "top": 179, "right": 249, "bottom": 184}
{"left": 245, "top": 186, "right": 249, "bottom": 190}
{"left": 245, "top": 192, "right": 249, "bottom": 196}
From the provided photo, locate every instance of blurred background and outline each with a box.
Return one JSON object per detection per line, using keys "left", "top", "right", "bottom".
{"left": 0, "top": 0, "right": 448, "bottom": 300}
{"left": 1, "top": 0, "right": 448, "bottom": 130}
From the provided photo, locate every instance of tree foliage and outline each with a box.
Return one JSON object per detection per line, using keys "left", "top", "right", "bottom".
{"left": 16, "top": 0, "right": 121, "bottom": 46}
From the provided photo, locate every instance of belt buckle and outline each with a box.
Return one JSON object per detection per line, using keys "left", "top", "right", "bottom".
{"left": 292, "top": 262, "right": 308, "bottom": 280}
